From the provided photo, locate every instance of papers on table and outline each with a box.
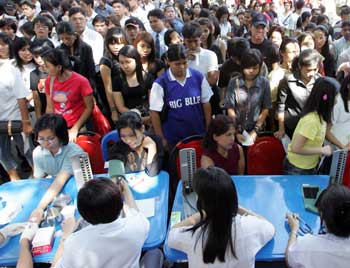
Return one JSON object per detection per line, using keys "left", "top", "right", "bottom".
{"left": 0, "top": 201, "right": 22, "bottom": 225}
{"left": 135, "top": 198, "right": 155, "bottom": 218}
{"left": 242, "top": 130, "right": 254, "bottom": 146}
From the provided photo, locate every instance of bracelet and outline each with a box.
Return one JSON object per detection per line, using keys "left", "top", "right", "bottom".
{"left": 22, "top": 120, "right": 31, "bottom": 123}
{"left": 110, "top": 107, "right": 117, "bottom": 112}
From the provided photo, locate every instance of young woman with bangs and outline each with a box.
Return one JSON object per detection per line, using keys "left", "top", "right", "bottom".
{"left": 133, "top": 31, "right": 165, "bottom": 79}
{"left": 112, "top": 45, "right": 154, "bottom": 124}
{"left": 100, "top": 27, "right": 128, "bottom": 122}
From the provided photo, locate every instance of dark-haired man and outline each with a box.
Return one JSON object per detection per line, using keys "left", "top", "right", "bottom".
{"left": 249, "top": 13, "right": 279, "bottom": 71}
{"left": 69, "top": 7, "right": 104, "bottom": 66}
{"left": 80, "top": 0, "right": 97, "bottom": 28}
{"left": 148, "top": 9, "right": 167, "bottom": 58}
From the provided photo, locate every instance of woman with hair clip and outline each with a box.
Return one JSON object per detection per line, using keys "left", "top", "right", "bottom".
{"left": 133, "top": 31, "right": 165, "bottom": 79}
{"left": 284, "top": 77, "right": 339, "bottom": 175}
{"left": 100, "top": 27, "right": 128, "bottom": 122}
{"left": 107, "top": 111, "right": 163, "bottom": 176}
{"left": 56, "top": 21, "right": 96, "bottom": 90}
{"left": 28, "top": 113, "right": 83, "bottom": 224}
{"left": 112, "top": 45, "right": 154, "bottom": 124}
{"left": 286, "top": 183, "right": 350, "bottom": 267}
{"left": 43, "top": 48, "right": 94, "bottom": 142}
{"left": 201, "top": 115, "right": 245, "bottom": 175}
{"left": 168, "top": 167, "right": 275, "bottom": 267}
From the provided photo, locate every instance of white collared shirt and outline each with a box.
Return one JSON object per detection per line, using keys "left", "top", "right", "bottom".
{"left": 81, "top": 27, "right": 104, "bottom": 66}
{"left": 130, "top": 6, "right": 151, "bottom": 31}
{"left": 151, "top": 28, "right": 168, "bottom": 57}
{"left": 187, "top": 48, "right": 218, "bottom": 79}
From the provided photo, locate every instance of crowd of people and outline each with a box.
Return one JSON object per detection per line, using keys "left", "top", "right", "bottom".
{"left": 1, "top": 0, "right": 350, "bottom": 267}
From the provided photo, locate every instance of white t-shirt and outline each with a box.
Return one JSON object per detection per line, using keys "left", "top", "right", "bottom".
{"left": 81, "top": 27, "right": 104, "bottom": 66}
{"left": 0, "top": 59, "right": 30, "bottom": 121}
{"left": 331, "top": 94, "right": 350, "bottom": 147}
{"left": 167, "top": 215, "right": 275, "bottom": 268}
{"left": 54, "top": 209, "right": 149, "bottom": 268}
{"left": 187, "top": 48, "right": 218, "bottom": 79}
{"left": 287, "top": 233, "right": 350, "bottom": 268}
{"left": 288, "top": 13, "right": 300, "bottom": 31}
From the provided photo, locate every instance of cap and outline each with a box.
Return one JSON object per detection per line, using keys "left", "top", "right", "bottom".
{"left": 252, "top": 13, "right": 268, "bottom": 27}
{"left": 4, "top": 0, "right": 16, "bottom": 11}
{"left": 124, "top": 17, "right": 142, "bottom": 28}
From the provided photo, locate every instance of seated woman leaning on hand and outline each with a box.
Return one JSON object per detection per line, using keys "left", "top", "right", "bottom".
{"left": 286, "top": 183, "right": 350, "bottom": 268}
{"left": 29, "top": 113, "right": 83, "bottom": 223}
{"left": 168, "top": 167, "right": 275, "bottom": 268}
{"left": 201, "top": 115, "right": 245, "bottom": 175}
{"left": 107, "top": 111, "right": 163, "bottom": 176}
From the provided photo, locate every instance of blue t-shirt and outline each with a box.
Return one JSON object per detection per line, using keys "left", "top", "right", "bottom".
{"left": 33, "top": 142, "right": 83, "bottom": 178}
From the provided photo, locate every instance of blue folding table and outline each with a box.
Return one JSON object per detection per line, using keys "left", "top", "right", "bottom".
{"left": 0, "top": 170, "right": 169, "bottom": 266}
{"left": 164, "top": 175, "right": 329, "bottom": 264}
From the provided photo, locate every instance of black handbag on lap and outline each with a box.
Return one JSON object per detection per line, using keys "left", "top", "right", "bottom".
{"left": 0, "top": 121, "right": 23, "bottom": 136}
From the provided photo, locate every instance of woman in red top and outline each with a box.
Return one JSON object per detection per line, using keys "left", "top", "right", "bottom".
{"left": 44, "top": 48, "right": 94, "bottom": 142}
{"left": 201, "top": 115, "right": 245, "bottom": 175}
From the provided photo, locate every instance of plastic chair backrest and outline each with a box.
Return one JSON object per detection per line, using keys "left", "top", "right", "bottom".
{"left": 247, "top": 136, "right": 285, "bottom": 175}
{"left": 342, "top": 152, "right": 350, "bottom": 187}
{"left": 171, "top": 135, "right": 204, "bottom": 180}
{"left": 76, "top": 131, "right": 105, "bottom": 174}
{"left": 101, "top": 130, "right": 120, "bottom": 161}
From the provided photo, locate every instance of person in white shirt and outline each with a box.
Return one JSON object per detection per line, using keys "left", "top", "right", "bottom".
{"left": 148, "top": 9, "right": 168, "bottom": 58}
{"left": 111, "top": 0, "right": 130, "bottom": 28}
{"left": 143, "top": 0, "right": 155, "bottom": 13}
{"left": 68, "top": 7, "right": 104, "bottom": 67}
{"left": 79, "top": 0, "right": 98, "bottom": 29}
{"left": 182, "top": 21, "right": 218, "bottom": 87}
{"left": 286, "top": 183, "right": 350, "bottom": 268}
{"left": 127, "top": 0, "right": 151, "bottom": 31}
{"left": 17, "top": 178, "right": 162, "bottom": 268}
{"left": 168, "top": 167, "right": 275, "bottom": 268}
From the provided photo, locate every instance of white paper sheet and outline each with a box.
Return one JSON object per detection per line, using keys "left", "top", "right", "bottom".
{"left": 135, "top": 198, "right": 155, "bottom": 218}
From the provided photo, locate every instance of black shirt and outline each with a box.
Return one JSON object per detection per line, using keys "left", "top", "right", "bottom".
{"left": 30, "top": 68, "right": 48, "bottom": 114}
{"left": 249, "top": 38, "right": 280, "bottom": 71}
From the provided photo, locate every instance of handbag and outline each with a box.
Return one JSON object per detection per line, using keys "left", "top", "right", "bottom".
{"left": 0, "top": 121, "right": 22, "bottom": 136}
{"left": 49, "top": 76, "right": 111, "bottom": 137}
{"left": 91, "top": 104, "right": 112, "bottom": 136}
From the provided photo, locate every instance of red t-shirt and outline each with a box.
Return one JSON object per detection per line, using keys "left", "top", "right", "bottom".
{"left": 45, "top": 72, "right": 93, "bottom": 128}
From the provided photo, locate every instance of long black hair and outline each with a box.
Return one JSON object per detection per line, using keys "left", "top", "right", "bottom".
{"left": 340, "top": 74, "right": 350, "bottom": 113}
{"left": 118, "top": 45, "right": 144, "bottom": 85}
{"left": 301, "top": 76, "right": 339, "bottom": 124}
{"left": 316, "top": 183, "right": 350, "bottom": 237}
{"left": 188, "top": 167, "right": 238, "bottom": 263}
{"left": 13, "top": 37, "right": 33, "bottom": 70}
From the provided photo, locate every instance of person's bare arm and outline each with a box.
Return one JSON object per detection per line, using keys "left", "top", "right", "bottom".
{"left": 200, "top": 155, "right": 215, "bottom": 169}
{"left": 69, "top": 94, "right": 94, "bottom": 142}
{"left": 285, "top": 213, "right": 299, "bottom": 267}
{"left": 17, "top": 239, "right": 33, "bottom": 268}
{"left": 207, "top": 70, "right": 219, "bottom": 86}
{"left": 237, "top": 145, "right": 245, "bottom": 175}
{"left": 291, "top": 133, "right": 332, "bottom": 156}
{"left": 113, "top": 92, "right": 129, "bottom": 113}
{"left": 202, "top": 102, "right": 212, "bottom": 129}
{"left": 29, "top": 171, "right": 71, "bottom": 223}
{"left": 150, "top": 111, "right": 167, "bottom": 149}
{"left": 45, "top": 94, "right": 54, "bottom": 114}
{"left": 18, "top": 98, "right": 32, "bottom": 135}
{"left": 100, "top": 64, "right": 118, "bottom": 121}
{"left": 172, "top": 212, "right": 203, "bottom": 228}
{"left": 33, "top": 91, "right": 42, "bottom": 119}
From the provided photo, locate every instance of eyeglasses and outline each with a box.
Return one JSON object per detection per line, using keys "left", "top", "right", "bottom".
{"left": 37, "top": 136, "right": 57, "bottom": 145}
